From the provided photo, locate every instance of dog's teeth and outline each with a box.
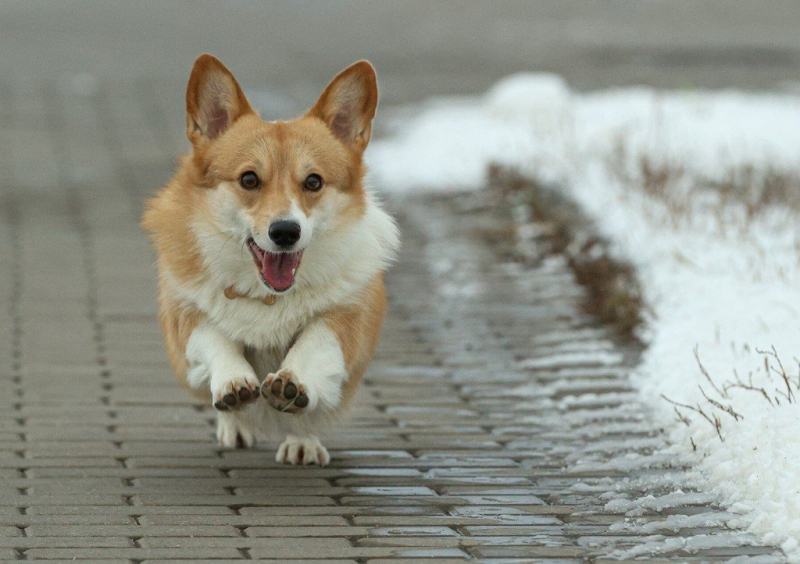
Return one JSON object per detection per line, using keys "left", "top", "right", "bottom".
{"left": 291, "top": 268, "right": 296, "bottom": 275}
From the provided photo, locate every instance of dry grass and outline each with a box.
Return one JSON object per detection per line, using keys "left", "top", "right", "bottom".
{"left": 488, "top": 165, "right": 644, "bottom": 340}
{"left": 711, "top": 165, "right": 800, "bottom": 220}
{"left": 608, "top": 137, "right": 800, "bottom": 230}
{"left": 664, "top": 345, "right": 800, "bottom": 443}
{"left": 608, "top": 139, "right": 692, "bottom": 226}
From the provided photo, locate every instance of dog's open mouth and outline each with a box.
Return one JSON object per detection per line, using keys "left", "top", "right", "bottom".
{"left": 247, "top": 238, "right": 303, "bottom": 293}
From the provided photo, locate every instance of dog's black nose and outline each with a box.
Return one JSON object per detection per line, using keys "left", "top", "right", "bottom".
{"left": 268, "top": 220, "right": 301, "bottom": 248}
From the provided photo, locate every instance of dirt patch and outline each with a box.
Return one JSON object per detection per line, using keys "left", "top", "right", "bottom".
{"left": 488, "top": 166, "right": 644, "bottom": 340}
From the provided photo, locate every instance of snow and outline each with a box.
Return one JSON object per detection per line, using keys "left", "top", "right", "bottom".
{"left": 517, "top": 350, "right": 623, "bottom": 369}
{"left": 608, "top": 511, "right": 739, "bottom": 534}
{"left": 605, "top": 491, "right": 718, "bottom": 516}
{"left": 367, "top": 76, "right": 800, "bottom": 557}
{"left": 614, "top": 533, "right": 759, "bottom": 559}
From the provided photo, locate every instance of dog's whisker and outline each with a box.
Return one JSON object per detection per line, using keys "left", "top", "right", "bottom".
{"left": 214, "top": 232, "right": 238, "bottom": 263}
{"left": 195, "top": 229, "right": 237, "bottom": 241}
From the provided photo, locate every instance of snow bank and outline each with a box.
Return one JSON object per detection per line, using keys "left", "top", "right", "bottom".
{"left": 367, "top": 76, "right": 800, "bottom": 557}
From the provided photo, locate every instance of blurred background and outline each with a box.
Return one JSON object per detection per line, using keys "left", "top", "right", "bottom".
{"left": 3, "top": 0, "right": 799, "bottom": 110}
{"left": 3, "top": 0, "right": 795, "bottom": 203}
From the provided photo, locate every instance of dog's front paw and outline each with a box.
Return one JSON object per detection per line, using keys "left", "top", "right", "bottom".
{"left": 211, "top": 372, "right": 260, "bottom": 411}
{"left": 261, "top": 369, "right": 315, "bottom": 414}
{"left": 276, "top": 435, "right": 330, "bottom": 466}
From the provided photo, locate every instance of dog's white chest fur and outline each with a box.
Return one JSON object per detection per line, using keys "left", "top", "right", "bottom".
{"left": 202, "top": 290, "right": 319, "bottom": 351}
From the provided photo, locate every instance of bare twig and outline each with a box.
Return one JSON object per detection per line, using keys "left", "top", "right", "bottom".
{"left": 694, "top": 345, "right": 727, "bottom": 399}
{"left": 673, "top": 406, "right": 691, "bottom": 427}
{"left": 713, "top": 414, "right": 723, "bottom": 442}
{"left": 794, "top": 357, "right": 800, "bottom": 388}
{"left": 723, "top": 369, "right": 774, "bottom": 407}
{"left": 758, "top": 346, "right": 795, "bottom": 404}
{"left": 699, "top": 385, "right": 743, "bottom": 421}
{"left": 661, "top": 394, "right": 724, "bottom": 442}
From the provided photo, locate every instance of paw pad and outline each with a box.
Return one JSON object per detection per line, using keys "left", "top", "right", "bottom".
{"left": 213, "top": 379, "right": 260, "bottom": 411}
{"left": 262, "top": 370, "right": 310, "bottom": 413}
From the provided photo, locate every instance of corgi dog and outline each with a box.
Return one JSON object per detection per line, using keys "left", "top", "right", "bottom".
{"left": 142, "top": 55, "right": 399, "bottom": 466}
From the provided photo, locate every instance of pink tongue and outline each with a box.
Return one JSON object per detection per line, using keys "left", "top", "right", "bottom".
{"left": 261, "top": 252, "right": 301, "bottom": 292}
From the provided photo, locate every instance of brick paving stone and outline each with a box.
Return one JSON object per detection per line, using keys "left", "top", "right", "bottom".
{"left": 248, "top": 546, "right": 471, "bottom": 560}
{"left": 132, "top": 494, "right": 339, "bottom": 507}
{"left": 367, "top": 560, "right": 469, "bottom": 564}
{"left": 245, "top": 526, "right": 370, "bottom": 537}
{"left": 139, "top": 515, "right": 350, "bottom": 527}
{"left": 237, "top": 506, "right": 447, "bottom": 518}
{"left": 136, "top": 537, "right": 357, "bottom": 552}
{"left": 36, "top": 561, "right": 132, "bottom": 564}
{"left": 0, "top": 537, "right": 132, "bottom": 549}
{"left": 25, "top": 525, "right": 242, "bottom": 537}
{"left": 469, "top": 546, "right": 589, "bottom": 558}
{"left": 0, "top": 515, "right": 135, "bottom": 526}
{"left": 0, "top": 76, "right": 785, "bottom": 563}
{"left": 142, "top": 561, "right": 357, "bottom": 564}
{"left": 26, "top": 506, "right": 236, "bottom": 516}
{"left": 26, "top": 548, "right": 243, "bottom": 560}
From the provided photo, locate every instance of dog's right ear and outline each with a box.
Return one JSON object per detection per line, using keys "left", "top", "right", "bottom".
{"left": 185, "top": 54, "right": 254, "bottom": 146}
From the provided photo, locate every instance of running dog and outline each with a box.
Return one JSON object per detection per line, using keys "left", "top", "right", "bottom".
{"left": 142, "top": 54, "right": 399, "bottom": 466}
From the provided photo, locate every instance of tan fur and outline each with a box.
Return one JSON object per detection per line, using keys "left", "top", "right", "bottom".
{"left": 323, "top": 274, "right": 388, "bottom": 408}
{"left": 142, "top": 168, "right": 208, "bottom": 285}
{"left": 157, "top": 287, "right": 208, "bottom": 400}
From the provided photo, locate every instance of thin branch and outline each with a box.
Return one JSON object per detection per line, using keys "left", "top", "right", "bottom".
{"left": 661, "top": 394, "right": 724, "bottom": 441}
{"left": 758, "top": 346, "right": 795, "bottom": 403}
{"left": 694, "top": 345, "right": 726, "bottom": 399}
{"left": 673, "top": 406, "right": 691, "bottom": 427}
{"left": 723, "top": 380, "right": 774, "bottom": 407}
{"left": 699, "top": 385, "right": 743, "bottom": 421}
{"left": 713, "top": 414, "right": 724, "bottom": 442}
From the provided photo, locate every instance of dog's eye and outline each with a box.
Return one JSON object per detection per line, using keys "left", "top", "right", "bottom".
{"left": 303, "top": 173, "right": 323, "bottom": 192}
{"left": 239, "top": 171, "right": 260, "bottom": 190}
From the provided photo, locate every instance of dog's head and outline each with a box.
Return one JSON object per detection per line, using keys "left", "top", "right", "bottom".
{"left": 185, "top": 54, "right": 378, "bottom": 293}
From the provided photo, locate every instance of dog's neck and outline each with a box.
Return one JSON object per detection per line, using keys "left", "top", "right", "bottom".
{"left": 224, "top": 285, "right": 277, "bottom": 305}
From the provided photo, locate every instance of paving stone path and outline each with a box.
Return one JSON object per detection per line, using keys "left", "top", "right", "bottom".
{"left": 0, "top": 80, "right": 785, "bottom": 562}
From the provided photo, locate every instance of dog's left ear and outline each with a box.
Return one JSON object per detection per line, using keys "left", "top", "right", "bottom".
{"left": 308, "top": 61, "right": 378, "bottom": 153}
